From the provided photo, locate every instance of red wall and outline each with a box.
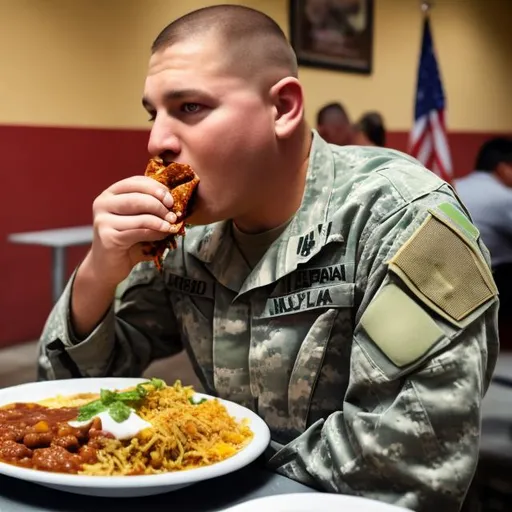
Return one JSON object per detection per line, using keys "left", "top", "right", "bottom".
{"left": 0, "top": 125, "right": 509, "bottom": 346}
{"left": 0, "top": 125, "right": 149, "bottom": 346}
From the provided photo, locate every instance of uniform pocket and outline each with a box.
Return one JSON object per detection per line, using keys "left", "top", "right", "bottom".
{"left": 165, "top": 271, "right": 214, "bottom": 322}
{"left": 286, "top": 284, "right": 355, "bottom": 433}
{"left": 165, "top": 271, "right": 216, "bottom": 391}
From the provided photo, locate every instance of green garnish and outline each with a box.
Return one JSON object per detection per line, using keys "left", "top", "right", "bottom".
{"left": 188, "top": 396, "right": 208, "bottom": 405}
{"left": 100, "top": 388, "right": 118, "bottom": 405}
{"left": 77, "top": 378, "right": 166, "bottom": 423}
{"left": 108, "top": 401, "right": 131, "bottom": 423}
{"left": 77, "top": 400, "right": 105, "bottom": 421}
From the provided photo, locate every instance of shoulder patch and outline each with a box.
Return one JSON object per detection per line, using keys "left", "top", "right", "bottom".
{"left": 360, "top": 283, "right": 444, "bottom": 367}
{"left": 387, "top": 211, "right": 497, "bottom": 327}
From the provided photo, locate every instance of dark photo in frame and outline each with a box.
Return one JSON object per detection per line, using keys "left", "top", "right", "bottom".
{"left": 289, "top": 0, "right": 374, "bottom": 74}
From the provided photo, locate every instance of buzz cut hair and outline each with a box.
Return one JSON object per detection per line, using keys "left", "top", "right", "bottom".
{"left": 151, "top": 4, "right": 298, "bottom": 78}
{"left": 316, "top": 102, "right": 349, "bottom": 126}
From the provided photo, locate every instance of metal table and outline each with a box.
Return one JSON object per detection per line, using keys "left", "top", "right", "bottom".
{"left": 0, "top": 461, "right": 316, "bottom": 512}
{"left": 8, "top": 226, "right": 93, "bottom": 303}
{"left": 475, "top": 354, "right": 512, "bottom": 509}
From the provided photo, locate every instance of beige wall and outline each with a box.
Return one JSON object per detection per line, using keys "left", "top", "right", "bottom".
{"left": 1, "top": 0, "right": 511, "bottom": 131}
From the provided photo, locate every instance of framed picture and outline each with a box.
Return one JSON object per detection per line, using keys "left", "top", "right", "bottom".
{"left": 289, "top": 0, "right": 374, "bottom": 74}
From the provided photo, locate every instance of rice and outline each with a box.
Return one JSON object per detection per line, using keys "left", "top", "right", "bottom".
{"left": 38, "top": 393, "right": 99, "bottom": 409}
{"left": 75, "top": 381, "right": 253, "bottom": 476}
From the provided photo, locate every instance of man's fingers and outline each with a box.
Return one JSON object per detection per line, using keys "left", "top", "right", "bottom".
{"left": 108, "top": 176, "right": 174, "bottom": 208}
{"left": 106, "top": 193, "right": 177, "bottom": 223}
{"left": 104, "top": 213, "right": 174, "bottom": 234}
{"left": 117, "top": 228, "right": 170, "bottom": 247}
{"left": 96, "top": 224, "right": 170, "bottom": 250}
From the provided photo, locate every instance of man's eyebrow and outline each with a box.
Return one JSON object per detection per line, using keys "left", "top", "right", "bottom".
{"left": 163, "top": 88, "right": 208, "bottom": 101}
{"left": 142, "top": 89, "right": 210, "bottom": 110}
{"left": 142, "top": 97, "right": 153, "bottom": 110}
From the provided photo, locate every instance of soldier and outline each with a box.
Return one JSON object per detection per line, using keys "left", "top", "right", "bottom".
{"left": 38, "top": 5, "right": 498, "bottom": 511}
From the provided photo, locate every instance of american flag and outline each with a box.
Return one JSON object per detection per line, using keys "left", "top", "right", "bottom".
{"left": 409, "top": 16, "right": 453, "bottom": 183}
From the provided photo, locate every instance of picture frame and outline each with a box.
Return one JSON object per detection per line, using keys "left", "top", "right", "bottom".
{"left": 289, "top": 0, "right": 374, "bottom": 74}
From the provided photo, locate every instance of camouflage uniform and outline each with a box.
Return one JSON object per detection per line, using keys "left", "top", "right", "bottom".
{"left": 38, "top": 132, "right": 499, "bottom": 511}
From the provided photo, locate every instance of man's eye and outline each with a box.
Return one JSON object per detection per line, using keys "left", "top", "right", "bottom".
{"left": 147, "top": 112, "right": 156, "bottom": 122}
{"left": 181, "top": 103, "right": 201, "bottom": 114}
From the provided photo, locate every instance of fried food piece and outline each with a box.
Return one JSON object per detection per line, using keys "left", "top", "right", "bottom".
{"left": 141, "top": 159, "right": 199, "bottom": 271}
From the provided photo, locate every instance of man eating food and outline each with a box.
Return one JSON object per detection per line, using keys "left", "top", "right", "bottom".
{"left": 38, "top": 5, "right": 498, "bottom": 511}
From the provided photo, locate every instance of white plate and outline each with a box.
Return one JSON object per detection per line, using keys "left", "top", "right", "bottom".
{"left": 223, "top": 493, "right": 410, "bottom": 512}
{"left": 0, "top": 378, "right": 270, "bottom": 498}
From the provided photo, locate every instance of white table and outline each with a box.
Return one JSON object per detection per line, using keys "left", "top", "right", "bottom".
{"left": 8, "top": 226, "right": 93, "bottom": 303}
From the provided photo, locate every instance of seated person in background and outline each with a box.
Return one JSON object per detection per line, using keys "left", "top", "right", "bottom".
{"left": 455, "top": 137, "right": 512, "bottom": 322}
{"left": 352, "top": 111, "right": 386, "bottom": 146}
{"left": 38, "top": 5, "right": 499, "bottom": 511}
{"left": 315, "top": 101, "right": 352, "bottom": 146}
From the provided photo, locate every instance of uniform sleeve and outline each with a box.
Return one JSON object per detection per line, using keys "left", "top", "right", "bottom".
{"left": 268, "top": 190, "right": 500, "bottom": 511}
{"left": 37, "top": 261, "right": 183, "bottom": 380}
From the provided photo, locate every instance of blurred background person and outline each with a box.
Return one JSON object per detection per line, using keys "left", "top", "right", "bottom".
{"left": 316, "top": 101, "right": 352, "bottom": 145}
{"left": 352, "top": 111, "right": 386, "bottom": 146}
{"left": 455, "top": 137, "right": 512, "bottom": 328}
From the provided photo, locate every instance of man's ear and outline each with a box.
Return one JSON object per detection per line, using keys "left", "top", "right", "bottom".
{"left": 269, "top": 77, "right": 304, "bottom": 139}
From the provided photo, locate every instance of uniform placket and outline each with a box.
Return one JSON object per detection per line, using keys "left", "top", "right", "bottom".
{"left": 212, "top": 286, "right": 254, "bottom": 410}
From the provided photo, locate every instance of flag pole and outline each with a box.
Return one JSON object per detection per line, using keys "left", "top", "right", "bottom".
{"left": 410, "top": 0, "right": 453, "bottom": 183}
{"left": 421, "top": 1, "right": 433, "bottom": 15}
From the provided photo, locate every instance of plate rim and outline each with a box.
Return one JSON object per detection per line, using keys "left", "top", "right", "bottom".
{"left": 0, "top": 377, "right": 271, "bottom": 489}
{"left": 224, "top": 492, "right": 410, "bottom": 511}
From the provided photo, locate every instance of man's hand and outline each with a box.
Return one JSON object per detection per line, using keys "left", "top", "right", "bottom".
{"left": 70, "top": 176, "right": 177, "bottom": 339}
{"left": 89, "top": 175, "right": 177, "bottom": 285}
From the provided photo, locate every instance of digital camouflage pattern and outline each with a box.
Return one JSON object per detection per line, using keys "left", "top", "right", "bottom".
{"left": 38, "top": 132, "right": 499, "bottom": 511}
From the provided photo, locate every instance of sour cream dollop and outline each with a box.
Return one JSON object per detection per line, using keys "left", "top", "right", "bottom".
{"left": 68, "top": 410, "right": 152, "bottom": 440}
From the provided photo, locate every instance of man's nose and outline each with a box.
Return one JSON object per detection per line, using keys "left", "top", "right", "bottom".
{"left": 147, "top": 116, "right": 181, "bottom": 158}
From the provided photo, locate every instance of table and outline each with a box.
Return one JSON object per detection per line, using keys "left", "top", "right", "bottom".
{"left": 0, "top": 461, "right": 316, "bottom": 512}
{"left": 1, "top": 358, "right": 509, "bottom": 512}
{"left": 475, "top": 354, "right": 512, "bottom": 509}
{"left": 8, "top": 226, "right": 93, "bottom": 303}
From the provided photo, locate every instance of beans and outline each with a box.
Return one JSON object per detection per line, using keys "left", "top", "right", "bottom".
{"left": 23, "top": 432, "right": 53, "bottom": 448}
{"left": 0, "top": 403, "right": 100, "bottom": 473}
{"left": 78, "top": 445, "right": 97, "bottom": 464}
{"left": 89, "top": 429, "right": 114, "bottom": 440}
{"left": 52, "top": 435, "right": 79, "bottom": 451}
{"left": 0, "top": 440, "right": 32, "bottom": 461}
{"left": 32, "top": 445, "right": 82, "bottom": 473}
{"left": 57, "top": 425, "right": 74, "bottom": 437}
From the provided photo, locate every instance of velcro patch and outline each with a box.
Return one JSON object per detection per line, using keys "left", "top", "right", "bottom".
{"left": 437, "top": 202, "right": 479, "bottom": 240}
{"left": 387, "top": 212, "right": 497, "bottom": 327}
{"left": 360, "top": 284, "right": 444, "bottom": 367}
